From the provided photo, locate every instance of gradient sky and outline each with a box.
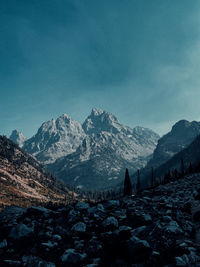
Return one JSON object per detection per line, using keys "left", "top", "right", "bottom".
{"left": 1, "top": 0, "right": 200, "bottom": 138}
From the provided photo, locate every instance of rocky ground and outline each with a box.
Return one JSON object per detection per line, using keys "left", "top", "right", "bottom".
{"left": 1, "top": 174, "right": 200, "bottom": 266}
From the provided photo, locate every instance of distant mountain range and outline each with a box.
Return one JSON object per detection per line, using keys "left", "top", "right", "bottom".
{"left": 0, "top": 136, "right": 70, "bottom": 209}
{"left": 10, "top": 108, "right": 200, "bottom": 192}
{"left": 10, "top": 108, "right": 159, "bottom": 190}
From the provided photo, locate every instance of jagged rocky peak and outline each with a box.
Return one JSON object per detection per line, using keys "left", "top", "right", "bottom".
{"left": 82, "top": 107, "right": 133, "bottom": 135}
{"left": 23, "top": 114, "right": 86, "bottom": 164}
{"left": 9, "top": 130, "right": 26, "bottom": 148}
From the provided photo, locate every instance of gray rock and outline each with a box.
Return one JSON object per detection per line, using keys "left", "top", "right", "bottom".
{"left": 9, "top": 223, "right": 34, "bottom": 240}
{"left": 0, "top": 239, "right": 7, "bottom": 249}
{"left": 0, "top": 205, "right": 26, "bottom": 226}
{"left": 127, "top": 236, "right": 152, "bottom": 262}
{"left": 75, "top": 202, "right": 90, "bottom": 211}
{"left": 131, "top": 225, "right": 147, "bottom": 237}
{"left": 3, "top": 260, "right": 21, "bottom": 266}
{"left": 61, "top": 248, "right": 87, "bottom": 264}
{"left": 22, "top": 255, "right": 56, "bottom": 266}
{"left": 52, "top": 234, "right": 62, "bottom": 241}
{"left": 175, "top": 254, "right": 190, "bottom": 266}
{"left": 72, "top": 222, "right": 86, "bottom": 232}
{"left": 41, "top": 240, "right": 58, "bottom": 249}
{"left": 105, "top": 200, "right": 120, "bottom": 209}
{"left": 27, "top": 206, "right": 53, "bottom": 218}
{"left": 68, "top": 209, "right": 80, "bottom": 223}
{"left": 164, "top": 220, "right": 183, "bottom": 235}
{"left": 97, "top": 204, "right": 105, "bottom": 212}
{"left": 103, "top": 216, "right": 118, "bottom": 229}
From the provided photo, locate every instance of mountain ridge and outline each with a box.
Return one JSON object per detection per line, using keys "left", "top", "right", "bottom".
{"left": 10, "top": 108, "right": 160, "bottom": 190}
{"left": 0, "top": 135, "right": 71, "bottom": 209}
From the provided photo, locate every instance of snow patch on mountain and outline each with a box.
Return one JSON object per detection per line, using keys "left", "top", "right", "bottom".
{"left": 11, "top": 108, "right": 160, "bottom": 190}
{"left": 23, "top": 114, "right": 86, "bottom": 164}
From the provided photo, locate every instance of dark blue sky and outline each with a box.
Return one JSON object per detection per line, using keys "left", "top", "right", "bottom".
{"left": 1, "top": 0, "right": 200, "bottom": 137}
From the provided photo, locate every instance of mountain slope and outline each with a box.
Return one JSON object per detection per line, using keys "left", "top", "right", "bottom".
{"left": 23, "top": 114, "right": 86, "bottom": 164}
{"left": 0, "top": 136, "right": 70, "bottom": 209}
{"left": 147, "top": 120, "right": 200, "bottom": 169}
{"left": 11, "top": 108, "right": 159, "bottom": 190}
{"left": 133, "top": 120, "right": 200, "bottom": 187}
{"left": 153, "top": 133, "right": 200, "bottom": 180}
{"left": 47, "top": 109, "right": 159, "bottom": 190}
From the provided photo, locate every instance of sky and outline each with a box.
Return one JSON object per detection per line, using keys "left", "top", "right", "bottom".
{"left": 1, "top": 0, "right": 200, "bottom": 137}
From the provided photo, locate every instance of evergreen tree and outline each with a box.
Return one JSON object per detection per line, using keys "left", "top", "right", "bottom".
{"left": 174, "top": 168, "right": 178, "bottom": 179}
{"left": 180, "top": 158, "right": 185, "bottom": 177}
{"left": 136, "top": 169, "right": 141, "bottom": 193}
{"left": 188, "top": 162, "right": 193, "bottom": 174}
{"left": 124, "top": 168, "right": 132, "bottom": 196}
{"left": 151, "top": 167, "right": 154, "bottom": 187}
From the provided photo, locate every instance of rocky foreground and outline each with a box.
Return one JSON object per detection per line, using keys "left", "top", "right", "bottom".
{"left": 1, "top": 174, "right": 200, "bottom": 266}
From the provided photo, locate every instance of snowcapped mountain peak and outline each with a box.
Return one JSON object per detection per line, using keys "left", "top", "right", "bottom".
{"left": 9, "top": 130, "right": 26, "bottom": 148}
{"left": 21, "top": 109, "right": 160, "bottom": 190}
{"left": 91, "top": 107, "right": 104, "bottom": 116}
{"left": 23, "top": 115, "right": 86, "bottom": 164}
{"left": 83, "top": 108, "right": 132, "bottom": 135}
{"left": 59, "top": 113, "right": 72, "bottom": 121}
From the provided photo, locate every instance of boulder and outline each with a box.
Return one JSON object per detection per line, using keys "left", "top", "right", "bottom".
{"left": 9, "top": 223, "right": 34, "bottom": 240}
{"left": 26, "top": 206, "right": 54, "bottom": 218}
{"left": 102, "top": 217, "right": 118, "bottom": 230}
{"left": 61, "top": 248, "right": 87, "bottom": 264}
{"left": 0, "top": 239, "right": 7, "bottom": 249}
{"left": 127, "top": 236, "right": 152, "bottom": 263}
{"left": 22, "top": 255, "right": 56, "bottom": 267}
{"left": 75, "top": 202, "right": 90, "bottom": 211}
{"left": 164, "top": 221, "right": 183, "bottom": 235}
{"left": 71, "top": 222, "right": 86, "bottom": 232}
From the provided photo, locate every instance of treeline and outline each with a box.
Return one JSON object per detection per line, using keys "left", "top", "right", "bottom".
{"left": 121, "top": 158, "right": 200, "bottom": 199}
{"left": 60, "top": 158, "right": 200, "bottom": 204}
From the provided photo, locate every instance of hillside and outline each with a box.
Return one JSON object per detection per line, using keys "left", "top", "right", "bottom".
{"left": 0, "top": 136, "right": 71, "bottom": 209}
{"left": 132, "top": 120, "right": 200, "bottom": 188}
{"left": 153, "top": 134, "right": 200, "bottom": 182}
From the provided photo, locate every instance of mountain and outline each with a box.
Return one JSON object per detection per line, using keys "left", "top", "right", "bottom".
{"left": 11, "top": 108, "right": 159, "bottom": 190}
{"left": 82, "top": 108, "right": 133, "bottom": 135}
{"left": 10, "top": 130, "right": 26, "bottom": 148}
{"left": 134, "top": 119, "right": 200, "bottom": 187}
{"left": 47, "top": 108, "right": 159, "bottom": 190}
{"left": 0, "top": 136, "right": 70, "bottom": 209}
{"left": 153, "top": 133, "right": 200, "bottom": 180}
{"left": 147, "top": 120, "right": 200, "bottom": 169}
{"left": 23, "top": 114, "right": 86, "bottom": 164}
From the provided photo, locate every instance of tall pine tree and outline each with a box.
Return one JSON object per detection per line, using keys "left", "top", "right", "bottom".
{"left": 124, "top": 168, "right": 132, "bottom": 196}
{"left": 151, "top": 167, "right": 154, "bottom": 187}
{"left": 180, "top": 158, "right": 185, "bottom": 177}
{"left": 136, "top": 169, "right": 141, "bottom": 193}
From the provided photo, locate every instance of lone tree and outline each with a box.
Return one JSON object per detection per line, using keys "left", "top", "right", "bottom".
{"left": 124, "top": 168, "right": 132, "bottom": 196}
{"left": 151, "top": 167, "right": 154, "bottom": 187}
{"left": 180, "top": 158, "right": 185, "bottom": 177}
{"left": 136, "top": 169, "right": 141, "bottom": 193}
{"left": 188, "top": 162, "right": 193, "bottom": 174}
